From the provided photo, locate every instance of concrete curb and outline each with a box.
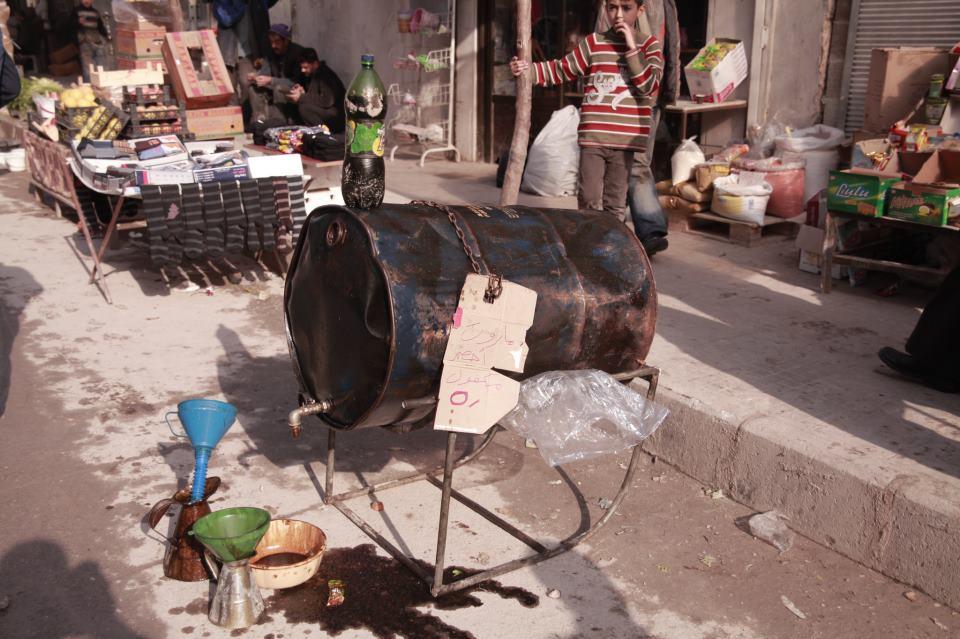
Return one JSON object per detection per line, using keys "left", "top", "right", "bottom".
{"left": 643, "top": 387, "right": 960, "bottom": 609}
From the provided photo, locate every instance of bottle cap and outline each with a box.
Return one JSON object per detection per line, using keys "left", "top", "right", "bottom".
{"left": 361, "top": 54, "right": 375, "bottom": 64}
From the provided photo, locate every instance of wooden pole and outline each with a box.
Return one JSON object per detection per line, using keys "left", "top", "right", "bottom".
{"left": 499, "top": 0, "right": 532, "bottom": 206}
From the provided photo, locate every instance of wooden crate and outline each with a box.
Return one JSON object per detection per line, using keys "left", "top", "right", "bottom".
{"left": 685, "top": 212, "right": 799, "bottom": 247}
{"left": 90, "top": 65, "right": 164, "bottom": 90}
{"left": 116, "top": 54, "right": 167, "bottom": 74}
{"left": 116, "top": 28, "right": 167, "bottom": 58}
{"left": 186, "top": 106, "right": 243, "bottom": 140}
{"left": 163, "top": 30, "right": 233, "bottom": 109}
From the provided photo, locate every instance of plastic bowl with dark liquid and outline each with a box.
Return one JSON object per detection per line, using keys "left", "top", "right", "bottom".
{"left": 250, "top": 519, "right": 327, "bottom": 589}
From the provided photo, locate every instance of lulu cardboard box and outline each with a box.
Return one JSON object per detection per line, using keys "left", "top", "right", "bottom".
{"left": 683, "top": 38, "right": 748, "bottom": 103}
{"left": 163, "top": 30, "right": 233, "bottom": 109}
{"left": 886, "top": 149, "right": 960, "bottom": 227}
{"left": 827, "top": 167, "right": 901, "bottom": 217}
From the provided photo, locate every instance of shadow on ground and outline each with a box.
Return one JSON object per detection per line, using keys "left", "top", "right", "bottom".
{"left": 0, "top": 264, "right": 41, "bottom": 418}
{"left": 0, "top": 540, "right": 144, "bottom": 639}
{"left": 654, "top": 247, "right": 960, "bottom": 478}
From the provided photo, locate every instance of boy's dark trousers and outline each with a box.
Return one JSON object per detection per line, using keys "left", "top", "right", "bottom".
{"left": 578, "top": 147, "right": 634, "bottom": 217}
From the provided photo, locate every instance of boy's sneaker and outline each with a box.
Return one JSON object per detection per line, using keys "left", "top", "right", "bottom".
{"left": 642, "top": 235, "right": 669, "bottom": 257}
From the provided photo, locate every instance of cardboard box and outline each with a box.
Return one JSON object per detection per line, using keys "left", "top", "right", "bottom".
{"left": 49, "top": 43, "right": 79, "bottom": 65}
{"left": 683, "top": 38, "right": 748, "bottom": 103}
{"left": 48, "top": 60, "right": 82, "bottom": 78}
{"left": 134, "top": 167, "right": 196, "bottom": 186}
{"left": 163, "top": 31, "right": 233, "bottom": 109}
{"left": 827, "top": 169, "right": 900, "bottom": 217}
{"left": 886, "top": 149, "right": 960, "bottom": 226}
{"left": 795, "top": 224, "right": 845, "bottom": 279}
{"left": 193, "top": 164, "right": 249, "bottom": 183}
{"left": 863, "top": 48, "right": 952, "bottom": 133}
{"left": 185, "top": 106, "right": 243, "bottom": 140}
{"left": 116, "top": 28, "right": 167, "bottom": 58}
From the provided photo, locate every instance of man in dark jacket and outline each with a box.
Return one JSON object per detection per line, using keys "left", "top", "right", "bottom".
{"left": 214, "top": 0, "right": 280, "bottom": 125}
{"left": 878, "top": 265, "right": 960, "bottom": 393}
{"left": 286, "top": 48, "right": 345, "bottom": 132}
{"left": 246, "top": 23, "right": 306, "bottom": 126}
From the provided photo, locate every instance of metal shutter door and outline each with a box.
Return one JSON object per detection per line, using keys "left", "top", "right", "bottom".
{"left": 842, "top": 0, "right": 960, "bottom": 133}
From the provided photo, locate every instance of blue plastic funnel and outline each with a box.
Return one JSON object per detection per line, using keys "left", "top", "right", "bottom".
{"left": 166, "top": 399, "right": 238, "bottom": 503}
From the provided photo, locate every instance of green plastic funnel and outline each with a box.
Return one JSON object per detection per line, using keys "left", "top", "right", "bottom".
{"left": 190, "top": 507, "right": 271, "bottom": 563}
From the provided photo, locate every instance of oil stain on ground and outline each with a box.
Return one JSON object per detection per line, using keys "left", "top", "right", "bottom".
{"left": 266, "top": 544, "right": 539, "bottom": 639}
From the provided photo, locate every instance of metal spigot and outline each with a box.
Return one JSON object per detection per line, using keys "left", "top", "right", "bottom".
{"left": 288, "top": 400, "right": 332, "bottom": 438}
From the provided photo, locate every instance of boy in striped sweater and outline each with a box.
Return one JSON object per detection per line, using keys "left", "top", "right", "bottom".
{"left": 511, "top": 0, "right": 663, "bottom": 218}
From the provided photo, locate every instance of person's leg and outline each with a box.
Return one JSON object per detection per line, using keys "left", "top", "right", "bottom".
{"left": 628, "top": 110, "right": 669, "bottom": 247}
{"left": 235, "top": 56, "right": 257, "bottom": 126}
{"left": 91, "top": 44, "right": 109, "bottom": 72}
{"left": 879, "top": 263, "right": 960, "bottom": 391}
{"left": 578, "top": 147, "right": 605, "bottom": 212}
{"left": 78, "top": 42, "right": 94, "bottom": 83}
{"left": 601, "top": 148, "right": 634, "bottom": 218}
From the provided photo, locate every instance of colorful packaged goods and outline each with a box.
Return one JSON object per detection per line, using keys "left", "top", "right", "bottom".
{"left": 886, "top": 150, "right": 960, "bottom": 227}
{"left": 827, "top": 170, "right": 900, "bottom": 217}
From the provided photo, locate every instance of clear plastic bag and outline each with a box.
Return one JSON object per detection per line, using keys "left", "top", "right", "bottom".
{"left": 498, "top": 370, "right": 670, "bottom": 467}
{"left": 671, "top": 137, "right": 705, "bottom": 185}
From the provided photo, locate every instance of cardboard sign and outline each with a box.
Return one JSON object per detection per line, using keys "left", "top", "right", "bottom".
{"left": 434, "top": 274, "right": 537, "bottom": 434}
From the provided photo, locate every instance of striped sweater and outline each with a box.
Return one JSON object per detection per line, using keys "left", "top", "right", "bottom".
{"left": 532, "top": 31, "right": 664, "bottom": 152}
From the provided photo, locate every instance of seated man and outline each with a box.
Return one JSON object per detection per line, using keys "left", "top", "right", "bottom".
{"left": 878, "top": 263, "right": 960, "bottom": 393}
{"left": 286, "top": 48, "right": 346, "bottom": 132}
{"left": 246, "top": 23, "right": 306, "bottom": 127}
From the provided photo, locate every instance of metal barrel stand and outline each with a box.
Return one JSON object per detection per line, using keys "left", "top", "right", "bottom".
{"left": 309, "top": 366, "right": 660, "bottom": 597}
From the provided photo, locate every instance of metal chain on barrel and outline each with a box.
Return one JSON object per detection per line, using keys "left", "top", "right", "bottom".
{"left": 411, "top": 201, "right": 503, "bottom": 303}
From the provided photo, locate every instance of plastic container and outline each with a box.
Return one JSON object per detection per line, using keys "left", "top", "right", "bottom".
{"left": 6, "top": 148, "right": 26, "bottom": 172}
{"left": 410, "top": 8, "right": 441, "bottom": 33}
{"left": 733, "top": 156, "right": 805, "bottom": 218}
{"left": 774, "top": 125, "right": 843, "bottom": 203}
{"left": 397, "top": 9, "right": 412, "bottom": 33}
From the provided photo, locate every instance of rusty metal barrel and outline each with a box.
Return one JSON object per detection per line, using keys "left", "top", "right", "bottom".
{"left": 283, "top": 203, "right": 657, "bottom": 430}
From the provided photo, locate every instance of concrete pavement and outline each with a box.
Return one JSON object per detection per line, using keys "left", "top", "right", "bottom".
{"left": 383, "top": 159, "right": 960, "bottom": 610}
{"left": 0, "top": 161, "right": 957, "bottom": 637}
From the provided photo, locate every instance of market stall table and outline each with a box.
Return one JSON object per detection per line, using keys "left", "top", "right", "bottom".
{"left": 244, "top": 143, "right": 340, "bottom": 191}
{"left": 820, "top": 208, "right": 958, "bottom": 294}
{"left": 664, "top": 98, "right": 748, "bottom": 143}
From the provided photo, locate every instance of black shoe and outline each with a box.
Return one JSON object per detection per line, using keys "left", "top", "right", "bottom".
{"left": 642, "top": 236, "right": 669, "bottom": 257}
{"left": 878, "top": 347, "right": 960, "bottom": 393}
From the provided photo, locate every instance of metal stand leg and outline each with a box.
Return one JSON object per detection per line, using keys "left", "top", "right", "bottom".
{"left": 324, "top": 428, "right": 336, "bottom": 504}
{"left": 75, "top": 202, "right": 113, "bottom": 305}
{"left": 316, "top": 365, "right": 661, "bottom": 597}
{"left": 431, "top": 432, "right": 458, "bottom": 596}
{"left": 89, "top": 195, "right": 125, "bottom": 283}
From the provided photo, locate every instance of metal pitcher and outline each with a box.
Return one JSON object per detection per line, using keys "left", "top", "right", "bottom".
{"left": 147, "top": 477, "right": 220, "bottom": 582}
{"left": 202, "top": 554, "right": 265, "bottom": 629}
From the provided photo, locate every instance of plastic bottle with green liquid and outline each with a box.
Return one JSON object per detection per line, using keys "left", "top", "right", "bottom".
{"left": 342, "top": 54, "right": 387, "bottom": 209}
